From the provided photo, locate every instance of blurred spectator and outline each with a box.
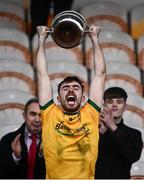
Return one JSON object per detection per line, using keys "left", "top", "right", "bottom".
{"left": 0, "top": 98, "right": 46, "bottom": 179}
{"left": 30, "top": 0, "right": 73, "bottom": 38}
{"left": 95, "top": 87, "right": 143, "bottom": 179}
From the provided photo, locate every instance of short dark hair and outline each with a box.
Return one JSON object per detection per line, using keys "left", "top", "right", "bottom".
{"left": 104, "top": 87, "right": 128, "bottom": 101}
{"left": 24, "top": 98, "right": 39, "bottom": 114}
{"left": 57, "top": 76, "right": 84, "bottom": 94}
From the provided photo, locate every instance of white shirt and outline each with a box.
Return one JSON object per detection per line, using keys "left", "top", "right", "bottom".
{"left": 12, "top": 127, "right": 41, "bottom": 163}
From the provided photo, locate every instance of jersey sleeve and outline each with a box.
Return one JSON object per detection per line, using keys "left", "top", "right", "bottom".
{"left": 40, "top": 99, "right": 56, "bottom": 125}
{"left": 82, "top": 99, "right": 101, "bottom": 124}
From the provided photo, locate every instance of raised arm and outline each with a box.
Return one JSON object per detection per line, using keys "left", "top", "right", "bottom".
{"left": 88, "top": 26, "right": 106, "bottom": 107}
{"left": 36, "top": 26, "right": 53, "bottom": 106}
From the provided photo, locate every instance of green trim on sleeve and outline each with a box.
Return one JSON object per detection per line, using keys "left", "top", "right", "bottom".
{"left": 88, "top": 99, "right": 101, "bottom": 112}
{"left": 40, "top": 99, "right": 54, "bottom": 110}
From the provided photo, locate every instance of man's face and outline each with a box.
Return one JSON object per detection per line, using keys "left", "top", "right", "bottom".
{"left": 104, "top": 98, "right": 126, "bottom": 120}
{"left": 58, "top": 81, "right": 84, "bottom": 112}
{"left": 23, "top": 102, "right": 41, "bottom": 135}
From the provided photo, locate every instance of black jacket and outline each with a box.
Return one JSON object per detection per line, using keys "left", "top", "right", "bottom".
{"left": 95, "top": 120, "right": 143, "bottom": 179}
{"left": 0, "top": 123, "right": 46, "bottom": 179}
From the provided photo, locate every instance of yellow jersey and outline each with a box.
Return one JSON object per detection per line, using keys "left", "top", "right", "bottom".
{"left": 40, "top": 99, "right": 100, "bottom": 179}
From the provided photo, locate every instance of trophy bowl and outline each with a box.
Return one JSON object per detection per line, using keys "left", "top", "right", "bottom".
{"left": 50, "top": 10, "right": 88, "bottom": 49}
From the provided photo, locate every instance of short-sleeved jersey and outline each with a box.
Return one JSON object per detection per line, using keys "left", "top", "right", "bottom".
{"left": 40, "top": 99, "right": 100, "bottom": 179}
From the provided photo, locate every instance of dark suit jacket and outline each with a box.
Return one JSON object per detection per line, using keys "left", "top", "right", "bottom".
{"left": 0, "top": 123, "right": 46, "bottom": 179}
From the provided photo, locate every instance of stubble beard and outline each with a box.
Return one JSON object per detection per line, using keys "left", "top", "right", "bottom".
{"left": 61, "top": 101, "right": 81, "bottom": 113}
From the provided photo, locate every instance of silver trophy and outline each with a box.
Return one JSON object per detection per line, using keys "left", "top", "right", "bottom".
{"left": 48, "top": 10, "right": 90, "bottom": 49}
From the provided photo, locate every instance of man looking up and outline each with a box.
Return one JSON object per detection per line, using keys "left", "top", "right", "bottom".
{"left": 35, "top": 24, "right": 106, "bottom": 179}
